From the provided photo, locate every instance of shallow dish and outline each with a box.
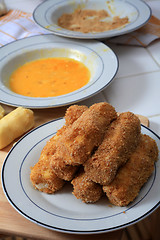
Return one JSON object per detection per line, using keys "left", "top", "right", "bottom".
{"left": 2, "top": 119, "right": 160, "bottom": 234}
{"left": 33, "top": 0, "right": 151, "bottom": 39}
{"left": 0, "top": 34, "right": 118, "bottom": 108}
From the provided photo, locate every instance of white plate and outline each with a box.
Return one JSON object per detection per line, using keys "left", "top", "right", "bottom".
{"left": 33, "top": 0, "right": 151, "bottom": 39}
{"left": 1, "top": 119, "right": 160, "bottom": 234}
{"left": 0, "top": 34, "right": 118, "bottom": 109}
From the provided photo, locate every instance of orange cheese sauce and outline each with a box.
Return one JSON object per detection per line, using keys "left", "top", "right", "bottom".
{"left": 9, "top": 57, "right": 90, "bottom": 97}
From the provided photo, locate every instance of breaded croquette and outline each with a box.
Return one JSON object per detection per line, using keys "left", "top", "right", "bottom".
{"left": 30, "top": 134, "right": 65, "bottom": 194}
{"left": 71, "top": 168, "right": 103, "bottom": 203}
{"left": 50, "top": 156, "right": 78, "bottom": 181}
{"left": 50, "top": 105, "right": 88, "bottom": 181}
{"left": 84, "top": 112, "right": 141, "bottom": 185}
{"left": 65, "top": 105, "right": 88, "bottom": 126}
{"left": 103, "top": 134, "right": 159, "bottom": 206}
{"left": 50, "top": 102, "right": 117, "bottom": 167}
{"left": 30, "top": 156, "right": 64, "bottom": 193}
{"left": 30, "top": 105, "right": 87, "bottom": 192}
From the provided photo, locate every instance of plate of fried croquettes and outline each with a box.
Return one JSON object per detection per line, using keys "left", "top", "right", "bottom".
{"left": 2, "top": 102, "right": 160, "bottom": 234}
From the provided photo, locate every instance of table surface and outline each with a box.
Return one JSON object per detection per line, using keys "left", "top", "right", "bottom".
{"left": 1, "top": 0, "right": 160, "bottom": 239}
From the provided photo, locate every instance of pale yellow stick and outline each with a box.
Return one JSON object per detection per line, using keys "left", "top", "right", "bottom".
{"left": 0, "top": 107, "right": 34, "bottom": 149}
{"left": 0, "top": 105, "right": 5, "bottom": 119}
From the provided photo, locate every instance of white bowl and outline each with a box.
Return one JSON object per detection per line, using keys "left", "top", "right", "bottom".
{"left": 33, "top": 0, "right": 151, "bottom": 39}
{"left": 0, "top": 34, "right": 118, "bottom": 108}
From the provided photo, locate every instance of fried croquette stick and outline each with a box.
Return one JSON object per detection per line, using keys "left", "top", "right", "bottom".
{"left": 50, "top": 102, "right": 117, "bottom": 167}
{"left": 50, "top": 149, "right": 78, "bottom": 181}
{"left": 50, "top": 105, "right": 89, "bottom": 181}
{"left": 103, "top": 134, "right": 159, "bottom": 206}
{"left": 65, "top": 105, "right": 88, "bottom": 126}
{"left": 71, "top": 169, "right": 103, "bottom": 203}
{"left": 84, "top": 112, "right": 141, "bottom": 185}
{"left": 30, "top": 105, "right": 88, "bottom": 192}
{"left": 30, "top": 132, "right": 65, "bottom": 193}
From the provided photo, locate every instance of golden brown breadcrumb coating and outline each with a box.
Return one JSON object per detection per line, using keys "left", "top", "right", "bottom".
{"left": 30, "top": 105, "right": 87, "bottom": 192}
{"left": 50, "top": 102, "right": 117, "bottom": 168}
{"left": 65, "top": 105, "right": 88, "bottom": 126}
{"left": 30, "top": 134, "right": 65, "bottom": 194}
{"left": 103, "top": 134, "right": 159, "bottom": 206}
{"left": 84, "top": 112, "right": 141, "bottom": 185}
{"left": 71, "top": 168, "right": 103, "bottom": 203}
{"left": 50, "top": 156, "right": 78, "bottom": 181}
{"left": 51, "top": 105, "right": 89, "bottom": 181}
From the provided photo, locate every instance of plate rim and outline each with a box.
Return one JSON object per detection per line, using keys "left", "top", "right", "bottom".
{"left": 33, "top": 0, "right": 152, "bottom": 40}
{"left": 0, "top": 34, "right": 119, "bottom": 109}
{"left": 1, "top": 119, "right": 160, "bottom": 234}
